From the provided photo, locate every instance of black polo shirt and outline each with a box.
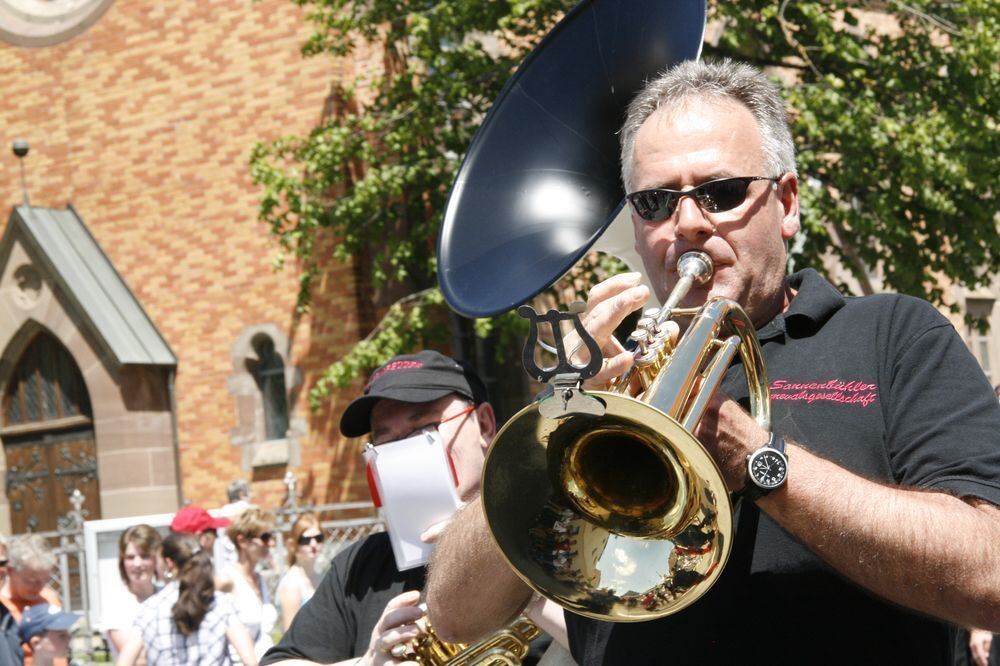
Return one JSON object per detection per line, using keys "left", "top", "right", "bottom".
{"left": 263, "top": 531, "right": 550, "bottom": 664}
{"left": 262, "top": 532, "right": 425, "bottom": 664}
{"left": 566, "top": 269, "right": 1000, "bottom": 665}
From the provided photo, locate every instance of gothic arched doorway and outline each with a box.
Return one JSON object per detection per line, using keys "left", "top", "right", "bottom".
{"left": 1, "top": 332, "right": 101, "bottom": 532}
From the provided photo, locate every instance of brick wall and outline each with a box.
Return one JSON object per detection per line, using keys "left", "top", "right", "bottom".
{"left": 0, "top": 0, "right": 374, "bottom": 511}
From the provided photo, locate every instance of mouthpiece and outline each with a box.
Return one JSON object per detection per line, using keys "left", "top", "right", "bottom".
{"left": 677, "top": 251, "right": 713, "bottom": 284}
{"left": 657, "top": 251, "right": 714, "bottom": 322}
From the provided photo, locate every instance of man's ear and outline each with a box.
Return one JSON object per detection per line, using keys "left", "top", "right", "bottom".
{"left": 29, "top": 635, "right": 41, "bottom": 650}
{"left": 778, "top": 173, "right": 800, "bottom": 240}
{"left": 474, "top": 402, "right": 497, "bottom": 445}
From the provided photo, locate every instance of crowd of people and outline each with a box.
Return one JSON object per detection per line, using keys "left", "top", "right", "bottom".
{"left": 0, "top": 482, "right": 334, "bottom": 666}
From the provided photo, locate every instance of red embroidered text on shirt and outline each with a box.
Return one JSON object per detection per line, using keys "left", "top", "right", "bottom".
{"left": 770, "top": 378, "right": 878, "bottom": 407}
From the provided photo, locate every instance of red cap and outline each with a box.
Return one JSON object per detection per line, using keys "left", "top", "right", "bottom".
{"left": 170, "top": 506, "right": 231, "bottom": 534}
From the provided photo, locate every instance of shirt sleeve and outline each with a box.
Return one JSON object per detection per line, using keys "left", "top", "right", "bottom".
{"left": 215, "top": 592, "right": 243, "bottom": 630}
{"left": 261, "top": 547, "right": 357, "bottom": 664}
{"left": 99, "top": 596, "right": 123, "bottom": 633}
{"left": 882, "top": 297, "right": 1000, "bottom": 504}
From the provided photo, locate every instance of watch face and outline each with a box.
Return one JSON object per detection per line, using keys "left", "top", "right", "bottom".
{"left": 749, "top": 449, "right": 787, "bottom": 489}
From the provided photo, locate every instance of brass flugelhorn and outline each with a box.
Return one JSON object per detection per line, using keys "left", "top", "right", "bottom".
{"left": 409, "top": 607, "right": 540, "bottom": 665}
{"left": 481, "top": 251, "right": 770, "bottom": 621}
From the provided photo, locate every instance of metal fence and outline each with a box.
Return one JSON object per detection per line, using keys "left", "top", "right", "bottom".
{"left": 19, "top": 488, "right": 90, "bottom": 613}
{"left": 268, "top": 472, "right": 385, "bottom": 580}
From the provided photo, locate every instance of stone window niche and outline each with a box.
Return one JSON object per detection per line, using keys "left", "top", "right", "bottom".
{"left": 228, "top": 325, "right": 304, "bottom": 470}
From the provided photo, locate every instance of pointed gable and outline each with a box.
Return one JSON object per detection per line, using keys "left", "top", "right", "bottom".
{"left": 0, "top": 205, "right": 176, "bottom": 366}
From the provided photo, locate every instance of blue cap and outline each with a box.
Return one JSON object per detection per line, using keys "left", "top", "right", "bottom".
{"left": 18, "top": 603, "right": 79, "bottom": 642}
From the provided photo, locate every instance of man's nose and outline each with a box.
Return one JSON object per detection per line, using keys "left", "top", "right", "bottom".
{"left": 674, "top": 195, "right": 714, "bottom": 242}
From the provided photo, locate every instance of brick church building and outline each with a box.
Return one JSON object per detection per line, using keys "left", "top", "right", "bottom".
{"left": 0, "top": 0, "right": 380, "bottom": 532}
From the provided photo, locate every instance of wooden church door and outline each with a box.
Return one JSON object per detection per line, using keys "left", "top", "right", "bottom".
{"left": 2, "top": 333, "right": 101, "bottom": 533}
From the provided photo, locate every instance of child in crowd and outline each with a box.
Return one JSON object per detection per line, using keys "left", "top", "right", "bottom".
{"left": 17, "top": 603, "right": 79, "bottom": 666}
{"left": 102, "top": 524, "right": 163, "bottom": 659}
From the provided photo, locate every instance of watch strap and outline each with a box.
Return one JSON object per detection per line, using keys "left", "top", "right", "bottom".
{"left": 768, "top": 431, "right": 785, "bottom": 456}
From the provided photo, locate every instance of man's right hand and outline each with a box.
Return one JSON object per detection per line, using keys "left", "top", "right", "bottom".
{"left": 969, "top": 628, "right": 993, "bottom": 666}
{"left": 570, "top": 272, "right": 650, "bottom": 388}
{"left": 359, "top": 591, "right": 424, "bottom": 665}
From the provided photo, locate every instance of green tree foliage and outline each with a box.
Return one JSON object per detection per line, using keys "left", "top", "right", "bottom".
{"left": 250, "top": 0, "right": 577, "bottom": 404}
{"left": 708, "top": 0, "right": 999, "bottom": 303}
{"left": 251, "top": 0, "right": 999, "bottom": 403}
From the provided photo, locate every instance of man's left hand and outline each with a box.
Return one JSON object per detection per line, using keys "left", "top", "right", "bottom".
{"left": 694, "top": 391, "right": 769, "bottom": 491}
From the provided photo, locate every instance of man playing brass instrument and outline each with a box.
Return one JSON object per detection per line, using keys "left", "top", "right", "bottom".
{"left": 425, "top": 60, "right": 1000, "bottom": 663}
{"left": 262, "top": 351, "right": 566, "bottom": 666}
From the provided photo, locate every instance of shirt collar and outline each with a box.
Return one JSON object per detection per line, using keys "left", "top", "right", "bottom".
{"left": 757, "top": 268, "right": 845, "bottom": 341}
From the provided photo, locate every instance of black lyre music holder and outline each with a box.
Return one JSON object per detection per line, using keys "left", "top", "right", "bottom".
{"left": 518, "top": 302, "right": 602, "bottom": 383}
{"left": 518, "top": 303, "right": 608, "bottom": 419}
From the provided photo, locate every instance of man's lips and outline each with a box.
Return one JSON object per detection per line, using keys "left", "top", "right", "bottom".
{"left": 666, "top": 258, "right": 731, "bottom": 279}
{"left": 666, "top": 245, "right": 729, "bottom": 271}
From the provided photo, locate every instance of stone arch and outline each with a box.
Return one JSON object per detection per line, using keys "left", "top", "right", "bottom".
{"left": 0, "top": 325, "right": 100, "bottom": 532}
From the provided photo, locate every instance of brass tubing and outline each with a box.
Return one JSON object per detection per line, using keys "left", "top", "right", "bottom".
{"left": 681, "top": 336, "right": 739, "bottom": 431}
{"left": 702, "top": 298, "right": 771, "bottom": 431}
{"left": 661, "top": 298, "right": 771, "bottom": 431}
{"left": 644, "top": 306, "right": 721, "bottom": 421}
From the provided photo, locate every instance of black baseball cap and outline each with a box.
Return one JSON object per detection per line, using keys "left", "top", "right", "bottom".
{"left": 339, "top": 350, "right": 489, "bottom": 437}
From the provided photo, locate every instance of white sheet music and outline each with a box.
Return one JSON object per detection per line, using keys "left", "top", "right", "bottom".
{"left": 364, "top": 429, "right": 462, "bottom": 570}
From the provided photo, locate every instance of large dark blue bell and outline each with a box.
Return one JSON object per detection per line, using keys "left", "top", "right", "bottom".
{"left": 437, "top": 0, "right": 707, "bottom": 318}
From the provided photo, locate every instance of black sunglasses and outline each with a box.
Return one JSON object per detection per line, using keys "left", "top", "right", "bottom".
{"left": 297, "top": 533, "right": 325, "bottom": 546}
{"left": 627, "top": 176, "right": 781, "bottom": 222}
{"left": 255, "top": 532, "right": 275, "bottom": 543}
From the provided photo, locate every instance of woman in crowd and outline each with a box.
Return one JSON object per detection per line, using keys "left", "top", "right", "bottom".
{"left": 275, "top": 513, "right": 323, "bottom": 630}
{"left": 116, "top": 534, "right": 256, "bottom": 666}
{"left": 217, "top": 507, "right": 277, "bottom": 662}
{"left": 102, "top": 524, "right": 163, "bottom": 660}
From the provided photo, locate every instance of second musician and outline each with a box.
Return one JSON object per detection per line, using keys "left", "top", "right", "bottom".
{"left": 261, "top": 350, "right": 566, "bottom": 666}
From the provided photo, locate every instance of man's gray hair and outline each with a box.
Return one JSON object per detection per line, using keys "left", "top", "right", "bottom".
{"left": 226, "top": 479, "right": 251, "bottom": 503}
{"left": 9, "top": 534, "right": 56, "bottom": 572}
{"left": 620, "top": 59, "right": 797, "bottom": 192}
